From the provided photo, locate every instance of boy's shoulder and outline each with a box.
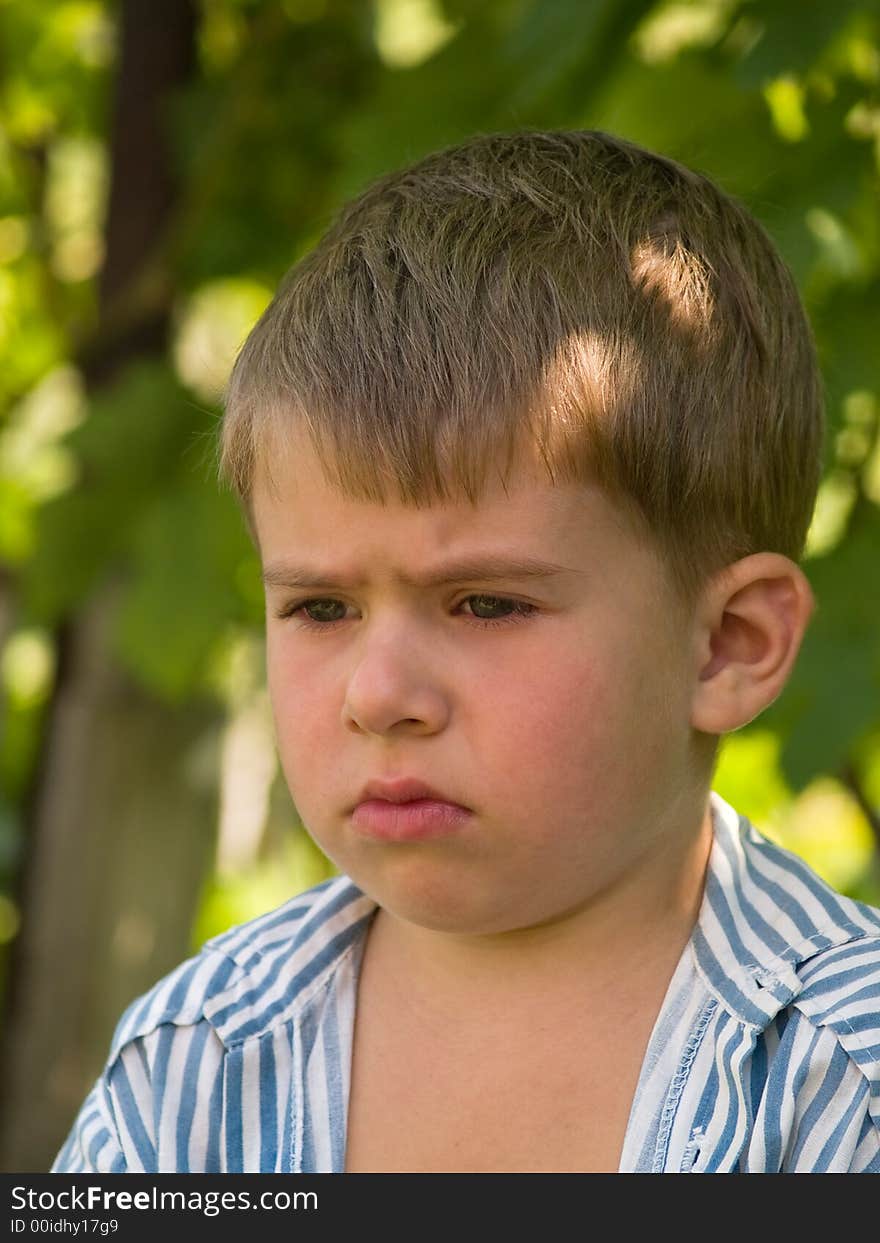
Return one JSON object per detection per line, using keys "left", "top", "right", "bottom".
{"left": 103, "top": 796, "right": 880, "bottom": 1069}
{"left": 106, "top": 874, "right": 376, "bottom": 1062}
{"left": 703, "top": 792, "right": 880, "bottom": 1034}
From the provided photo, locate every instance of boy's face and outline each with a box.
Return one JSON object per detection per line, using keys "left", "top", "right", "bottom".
{"left": 253, "top": 428, "right": 708, "bottom": 936}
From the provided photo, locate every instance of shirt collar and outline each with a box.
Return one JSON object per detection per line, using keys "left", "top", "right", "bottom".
{"left": 204, "top": 790, "right": 875, "bottom": 1046}
{"left": 691, "top": 791, "right": 872, "bottom": 1027}
{"left": 203, "top": 880, "right": 376, "bottom": 1047}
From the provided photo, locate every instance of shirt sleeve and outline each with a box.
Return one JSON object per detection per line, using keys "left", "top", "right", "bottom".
{"left": 51, "top": 1075, "right": 129, "bottom": 1174}
{"left": 850, "top": 1111, "right": 880, "bottom": 1173}
{"left": 748, "top": 1014, "right": 880, "bottom": 1172}
{"left": 52, "top": 1018, "right": 229, "bottom": 1173}
{"left": 51, "top": 1026, "right": 168, "bottom": 1174}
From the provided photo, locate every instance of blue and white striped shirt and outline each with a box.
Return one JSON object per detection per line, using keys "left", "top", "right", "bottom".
{"left": 52, "top": 792, "right": 880, "bottom": 1173}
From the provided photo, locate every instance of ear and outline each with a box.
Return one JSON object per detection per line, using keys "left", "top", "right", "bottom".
{"left": 689, "top": 553, "right": 815, "bottom": 735}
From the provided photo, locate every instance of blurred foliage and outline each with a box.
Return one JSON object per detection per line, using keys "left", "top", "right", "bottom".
{"left": 0, "top": 0, "right": 879, "bottom": 955}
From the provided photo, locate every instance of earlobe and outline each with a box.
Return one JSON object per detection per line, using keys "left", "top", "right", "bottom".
{"left": 690, "top": 554, "right": 815, "bottom": 735}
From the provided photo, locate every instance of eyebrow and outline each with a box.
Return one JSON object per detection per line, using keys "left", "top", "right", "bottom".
{"left": 261, "top": 553, "right": 573, "bottom": 591}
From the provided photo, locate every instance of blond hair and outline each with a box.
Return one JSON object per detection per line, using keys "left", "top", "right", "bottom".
{"left": 220, "top": 129, "right": 824, "bottom": 608}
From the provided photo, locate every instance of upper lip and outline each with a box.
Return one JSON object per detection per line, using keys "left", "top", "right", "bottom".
{"left": 354, "top": 778, "right": 464, "bottom": 808}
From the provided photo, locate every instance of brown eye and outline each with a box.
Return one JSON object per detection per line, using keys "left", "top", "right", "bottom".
{"left": 276, "top": 598, "right": 349, "bottom": 626}
{"left": 465, "top": 595, "right": 516, "bottom": 620}
{"left": 460, "top": 596, "right": 537, "bottom": 627}
{"left": 301, "top": 599, "right": 347, "bottom": 624}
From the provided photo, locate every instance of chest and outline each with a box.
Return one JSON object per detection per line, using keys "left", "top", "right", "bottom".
{"left": 343, "top": 1003, "right": 653, "bottom": 1173}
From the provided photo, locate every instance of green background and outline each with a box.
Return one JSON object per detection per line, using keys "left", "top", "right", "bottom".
{"left": 0, "top": 0, "right": 878, "bottom": 1170}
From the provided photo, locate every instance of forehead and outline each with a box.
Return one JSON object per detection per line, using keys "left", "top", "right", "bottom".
{"left": 251, "top": 428, "right": 652, "bottom": 581}
{"left": 249, "top": 427, "right": 705, "bottom": 645}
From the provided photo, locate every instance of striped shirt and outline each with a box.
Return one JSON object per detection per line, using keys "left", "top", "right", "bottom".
{"left": 52, "top": 791, "right": 880, "bottom": 1173}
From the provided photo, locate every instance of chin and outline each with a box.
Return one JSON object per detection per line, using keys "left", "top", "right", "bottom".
{"left": 336, "top": 845, "right": 552, "bottom": 936}
{"left": 369, "top": 876, "right": 540, "bottom": 937}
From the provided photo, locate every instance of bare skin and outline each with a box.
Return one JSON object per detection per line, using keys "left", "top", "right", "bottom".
{"left": 253, "top": 427, "right": 814, "bottom": 1172}
{"left": 344, "top": 803, "right": 713, "bottom": 1172}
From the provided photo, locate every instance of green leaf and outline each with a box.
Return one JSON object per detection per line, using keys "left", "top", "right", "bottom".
{"left": 22, "top": 361, "right": 209, "bottom": 622}
{"left": 733, "top": 0, "right": 866, "bottom": 87}
{"left": 766, "top": 498, "right": 880, "bottom": 788}
{"left": 113, "top": 468, "right": 255, "bottom": 703}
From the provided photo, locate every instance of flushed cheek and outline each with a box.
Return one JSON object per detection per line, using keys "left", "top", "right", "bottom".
{"left": 495, "top": 645, "right": 670, "bottom": 825}
{"left": 268, "top": 665, "right": 340, "bottom": 800}
{"left": 484, "top": 658, "right": 618, "bottom": 801}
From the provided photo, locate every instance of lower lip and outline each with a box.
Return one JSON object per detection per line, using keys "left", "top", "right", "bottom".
{"left": 351, "top": 799, "right": 472, "bottom": 842}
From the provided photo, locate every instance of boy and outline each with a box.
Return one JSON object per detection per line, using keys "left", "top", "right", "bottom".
{"left": 53, "top": 130, "right": 880, "bottom": 1173}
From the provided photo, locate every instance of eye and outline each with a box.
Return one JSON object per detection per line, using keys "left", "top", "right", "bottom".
{"left": 274, "top": 594, "right": 537, "bottom": 631}
{"left": 275, "top": 597, "right": 349, "bottom": 628}
{"left": 459, "top": 595, "right": 537, "bottom": 627}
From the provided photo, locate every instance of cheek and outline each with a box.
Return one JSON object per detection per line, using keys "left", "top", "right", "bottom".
{"left": 266, "top": 645, "right": 336, "bottom": 784}
{"left": 484, "top": 650, "right": 613, "bottom": 779}
{"left": 488, "top": 636, "right": 670, "bottom": 805}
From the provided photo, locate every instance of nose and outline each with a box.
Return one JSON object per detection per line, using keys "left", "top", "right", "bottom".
{"left": 342, "top": 628, "right": 450, "bottom": 738}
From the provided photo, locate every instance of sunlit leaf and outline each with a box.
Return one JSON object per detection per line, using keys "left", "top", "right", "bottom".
{"left": 113, "top": 469, "right": 255, "bottom": 702}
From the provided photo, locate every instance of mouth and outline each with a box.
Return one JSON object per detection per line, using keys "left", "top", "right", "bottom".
{"left": 350, "top": 796, "right": 473, "bottom": 843}
{"left": 353, "top": 776, "right": 468, "bottom": 808}
{"left": 349, "top": 776, "right": 473, "bottom": 842}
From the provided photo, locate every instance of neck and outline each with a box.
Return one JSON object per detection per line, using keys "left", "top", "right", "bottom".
{"left": 364, "top": 798, "right": 714, "bottom": 1023}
